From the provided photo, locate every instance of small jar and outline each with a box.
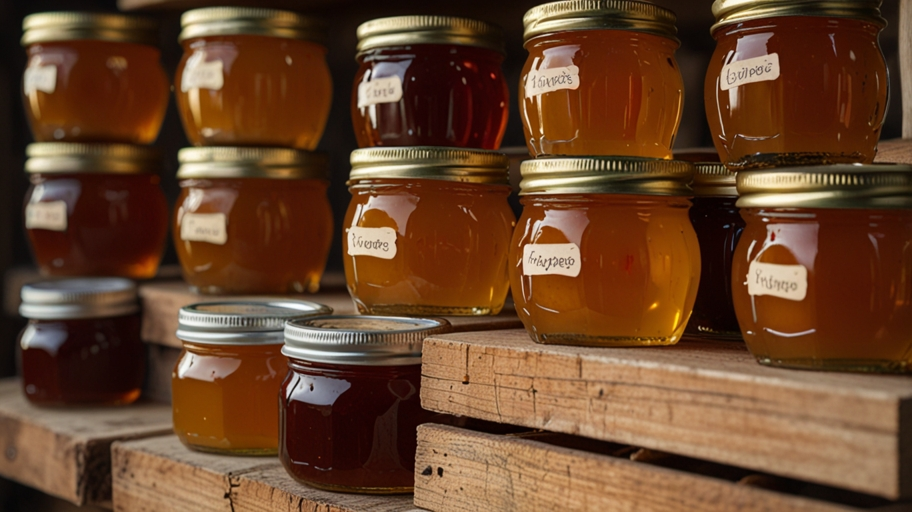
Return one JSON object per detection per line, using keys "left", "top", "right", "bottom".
{"left": 24, "top": 143, "right": 169, "bottom": 279}
{"left": 705, "top": 1, "right": 888, "bottom": 169}
{"left": 353, "top": 16, "right": 508, "bottom": 149}
{"left": 21, "top": 12, "right": 168, "bottom": 144}
{"left": 510, "top": 157, "right": 700, "bottom": 346}
{"left": 280, "top": 315, "right": 451, "bottom": 493}
{"left": 343, "top": 147, "right": 514, "bottom": 316}
{"left": 174, "top": 147, "right": 333, "bottom": 295}
{"left": 176, "top": 7, "right": 332, "bottom": 149}
{"left": 18, "top": 278, "right": 144, "bottom": 405}
{"left": 173, "top": 300, "right": 331, "bottom": 454}
{"left": 520, "top": 1, "right": 683, "bottom": 158}
{"left": 733, "top": 165, "right": 912, "bottom": 372}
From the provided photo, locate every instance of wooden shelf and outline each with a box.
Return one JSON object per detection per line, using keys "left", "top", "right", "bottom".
{"left": 419, "top": 329, "right": 912, "bottom": 500}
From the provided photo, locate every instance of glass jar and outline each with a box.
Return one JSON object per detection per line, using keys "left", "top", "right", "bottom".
{"left": 281, "top": 315, "right": 451, "bottom": 493}
{"left": 733, "top": 165, "right": 912, "bottom": 372}
{"left": 705, "top": 1, "right": 888, "bottom": 169}
{"left": 173, "top": 300, "right": 331, "bottom": 454}
{"left": 520, "top": 1, "right": 683, "bottom": 158}
{"left": 176, "top": 7, "right": 332, "bottom": 149}
{"left": 510, "top": 157, "right": 700, "bottom": 346}
{"left": 174, "top": 147, "right": 333, "bottom": 295}
{"left": 24, "top": 143, "right": 168, "bottom": 279}
{"left": 353, "top": 16, "right": 508, "bottom": 149}
{"left": 18, "top": 278, "right": 144, "bottom": 405}
{"left": 344, "top": 147, "right": 514, "bottom": 316}
{"left": 21, "top": 12, "right": 168, "bottom": 144}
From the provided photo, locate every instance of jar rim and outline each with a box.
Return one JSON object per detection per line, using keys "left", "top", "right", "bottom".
{"left": 26, "top": 143, "right": 160, "bottom": 175}
{"left": 692, "top": 162, "right": 737, "bottom": 197}
{"left": 179, "top": 7, "right": 326, "bottom": 43}
{"left": 177, "top": 147, "right": 329, "bottom": 180}
{"left": 176, "top": 300, "right": 332, "bottom": 345}
{"left": 710, "top": 0, "right": 886, "bottom": 34}
{"left": 356, "top": 15, "right": 505, "bottom": 55}
{"left": 20, "top": 278, "right": 139, "bottom": 320}
{"left": 519, "top": 157, "right": 694, "bottom": 196}
{"left": 523, "top": 0, "right": 679, "bottom": 44}
{"left": 21, "top": 12, "right": 159, "bottom": 46}
{"left": 349, "top": 147, "right": 510, "bottom": 185}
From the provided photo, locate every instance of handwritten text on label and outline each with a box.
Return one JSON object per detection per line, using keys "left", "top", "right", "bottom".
{"left": 25, "top": 201, "right": 67, "bottom": 232}
{"left": 746, "top": 261, "right": 807, "bottom": 301}
{"left": 525, "top": 65, "right": 580, "bottom": 98}
{"left": 347, "top": 227, "right": 397, "bottom": 259}
{"left": 181, "top": 213, "right": 227, "bottom": 245}
{"left": 720, "top": 53, "right": 780, "bottom": 91}
{"left": 24, "top": 65, "right": 57, "bottom": 95}
{"left": 357, "top": 76, "right": 403, "bottom": 108}
{"left": 522, "top": 243, "right": 581, "bottom": 277}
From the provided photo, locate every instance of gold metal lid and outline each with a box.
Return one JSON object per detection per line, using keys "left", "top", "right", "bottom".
{"left": 25, "top": 143, "right": 160, "bottom": 175}
{"left": 179, "top": 7, "right": 325, "bottom": 43}
{"left": 177, "top": 147, "right": 329, "bottom": 180}
{"left": 523, "top": 0, "right": 678, "bottom": 44}
{"left": 693, "top": 162, "right": 737, "bottom": 197}
{"left": 356, "top": 16, "right": 505, "bottom": 55}
{"left": 21, "top": 12, "right": 159, "bottom": 46}
{"left": 736, "top": 164, "right": 912, "bottom": 209}
{"left": 349, "top": 147, "right": 510, "bottom": 185}
{"left": 519, "top": 157, "right": 694, "bottom": 196}
{"left": 711, "top": 0, "right": 885, "bottom": 34}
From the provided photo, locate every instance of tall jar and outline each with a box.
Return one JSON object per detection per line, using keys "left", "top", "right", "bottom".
{"left": 705, "top": 1, "right": 888, "bottom": 169}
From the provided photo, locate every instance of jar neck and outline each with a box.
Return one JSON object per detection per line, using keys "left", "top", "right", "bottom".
{"left": 358, "top": 43, "right": 504, "bottom": 63}
{"left": 286, "top": 356, "right": 420, "bottom": 378}
{"left": 713, "top": 15, "right": 883, "bottom": 40}
{"left": 520, "top": 193, "right": 692, "bottom": 208}
{"left": 348, "top": 177, "right": 511, "bottom": 195}
{"left": 181, "top": 340, "right": 284, "bottom": 357}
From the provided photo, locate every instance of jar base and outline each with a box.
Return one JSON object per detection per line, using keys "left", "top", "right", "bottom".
{"left": 190, "top": 278, "right": 321, "bottom": 295}
{"left": 530, "top": 332, "right": 680, "bottom": 347}
{"left": 286, "top": 476, "right": 413, "bottom": 495}
{"left": 755, "top": 356, "right": 910, "bottom": 373}
{"left": 728, "top": 151, "right": 866, "bottom": 171}
{"left": 356, "top": 303, "right": 500, "bottom": 317}
{"left": 684, "top": 326, "right": 742, "bottom": 342}
{"left": 178, "top": 440, "right": 277, "bottom": 456}
{"left": 23, "top": 388, "right": 142, "bottom": 407}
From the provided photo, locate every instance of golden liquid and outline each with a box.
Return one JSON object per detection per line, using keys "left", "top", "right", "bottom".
{"left": 732, "top": 208, "right": 912, "bottom": 372}
{"left": 510, "top": 194, "right": 701, "bottom": 346}
{"left": 343, "top": 178, "right": 514, "bottom": 316}
{"left": 521, "top": 31, "right": 683, "bottom": 158}
{"left": 176, "top": 35, "right": 332, "bottom": 149}
{"left": 23, "top": 40, "right": 168, "bottom": 144}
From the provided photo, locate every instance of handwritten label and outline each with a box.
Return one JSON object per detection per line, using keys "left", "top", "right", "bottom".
{"left": 720, "top": 53, "right": 780, "bottom": 91}
{"left": 746, "top": 261, "right": 807, "bottom": 301}
{"left": 25, "top": 201, "right": 67, "bottom": 231}
{"left": 180, "top": 213, "right": 227, "bottom": 245}
{"left": 181, "top": 59, "right": 224, "bottom": 92}
{"left": 24, "top": 65, "right": 57, "bottom": 95}
{"left": 357, "top": 76, "right": 403, "bottom": 108}
{"left": 522, "top": 243, "right": 581, "bottom": 277}
{"left": 524, "top": 65, "right": 580, "bottom": 98}
{"left": 347, "top": 227, "right": 397, "bottom": 259}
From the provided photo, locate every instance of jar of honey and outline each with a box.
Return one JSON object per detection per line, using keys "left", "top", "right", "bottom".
{"left": 520, "top": 1, "right": 683, "bottom": 158}
{"left": 705, "top": 1, "right": 888, "bottom": 169}
{"left": 733, "top": 165, "right": 912, "bottom": 372}
{"left": 281, "top": 315, "right": 451, "bottom": 493}
{"left": 21, "top": 12, "right": 168, "bottom": 144}
{"left": 24, "top": 143, "right": 168, "bottom": 279}
{"left": 174, "top": 147, "right": 332, "bottom": 295}
{"left": 173, "top": 300, "right": 331, "bottom": 454}
{"left": 19, "top": 278, "right": 144, "bottom": 405}
{"left": 344, "top": 147, "right": 514, "bottom": 316}
{"left": 353, "top": 16, "right": 508, "bottom": 149}
{"left": 510, "top": 157, "right": 700, "bottom": 346}
{"left": 176, "top": 7, "right": 331, "bottom": 149}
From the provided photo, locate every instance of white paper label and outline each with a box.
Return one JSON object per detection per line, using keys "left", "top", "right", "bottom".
{"left": 347, "top": 227, "right": 397, "bottom": 259}
{"left": 522, "top": 243, "right": 581, "bottom": 277}
{"left": 357, "top": 76, "right": 403, "bottom": 108}
{"left": 746, "top": 261, "right": 807, "bottom": 301}
{"left": 720, "top": 53, "right": 780, "bottom": 91}
{"left": 181, "top": 60, "right": 224, "bottom": 92}
{"left": 25, "top": 201, "right": 67, "bottom": 231}
{"left": 524, "top": 65, "right": 580, "bottom": 98}
{"left": 24, "top": 65, "right": 57, "bottom": 95}
{"left": 180, "top": 213, "right": 227, "bottom": 245}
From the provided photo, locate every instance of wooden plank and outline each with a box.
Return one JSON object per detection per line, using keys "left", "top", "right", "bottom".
{"left": 902, "top": 0, "right": 911, "bottom": 138}
{"left": 419, "top": 329, "right": 912, "bottom": 499}
{"left": 875, "top": 139, "right": 912, "bottom": 164}
{"left": 0, "top": 379, "right": 172, "bottom": 507}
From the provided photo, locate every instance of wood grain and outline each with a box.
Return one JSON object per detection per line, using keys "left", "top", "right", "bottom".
{"left": 419, "top": 330, "right": 912, "bottom": 499}
{"left": 875, "top": 138, "right": 912, "bottom": 164}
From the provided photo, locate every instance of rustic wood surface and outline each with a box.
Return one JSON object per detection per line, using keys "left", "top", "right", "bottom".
{"left": 902, "top": 0, "right": 911, "bottom": 138}
{"left": 420, "top": 329, "right": 912, "bottom": 499}
{"left": 143, "top": 344, "right": 182, "bottom": 404}
{"left": 875, "top": 138, "right": 912, "bottom": 164}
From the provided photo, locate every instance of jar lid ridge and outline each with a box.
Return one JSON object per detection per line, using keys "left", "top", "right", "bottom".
{"left": 523, "top": 0, "right": 679, "bottom": 43}
{"left": 349, "top": 147, "right": 510, "bottom": 185}
{"left": 519, "top": 157, "right": 694, "bottom": 196}
{"left": 356, "top": 15, "right": 505, "bottom": 54}
{"left": 20, "top": 278, "right": 138, "bottom": 320}
{"left": 21, "top": 12, "right": 159, "bottom": 46}
{"left": 711, "top": 0, "right": 885, "bottom": 34}
{"left": 25, "top": 143, "right": 160, "bottom": 175}
{"left": 177, "top": 300, "right": 333, "bottom": 345}
{"left": 177, "top": 147, "right": 329, "bottom": 180}
{"left": 179, "top": 7, "right": 325, "bottom": 42}
{"left": 692, "top": 162, "right": 737, "bottom": 196}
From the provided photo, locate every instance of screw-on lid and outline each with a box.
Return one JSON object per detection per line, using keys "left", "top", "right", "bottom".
{"left": 711, "top": 0, "right": 885, "bottom": 34}
{"left": 177, "top": 300, "right": 333, "bottom": 345}
{"left": 356, "top": 16, "right": 505, "bottom": 55}
{"left": 177, "top": 147, "right": 329, "bottom": 180}
{"left": 692, "top": 162, "right": 737, "bottom": 197}
{"left": 519, "top": 157, "right": 694, "bottom": 196}
{"left": 349, "top": 147, "right": 510, "bottom": 185}
{"left": 21, "top": 12, "right": 159, "bottom": 46}
{"left": 283, "top": 315, "right": 452, "bottom": 366}
{"left": 179, "top": 7, "right": 325, "bottom": 43}
{"left": 26, "top": 143, "right": 160, "bottom": 175}
{"left": 20, "top": 278, "right": 138, "bottom": 320}
{"left": 523, "top": 0, "right": 679, "bottom": 44}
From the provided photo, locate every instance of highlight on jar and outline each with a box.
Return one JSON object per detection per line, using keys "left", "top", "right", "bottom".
{"left": 520, "top": 0, "right": 683, "bottom": 158}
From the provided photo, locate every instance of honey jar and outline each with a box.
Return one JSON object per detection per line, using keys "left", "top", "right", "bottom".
{"left": 344, "top": 147, "right": 514, "bottom": 316}
{"left": 176, "top": 7, "right": 331, "bottom": 149}
{"left": 19, "top": 278, "right": 144, "bottom": 405}
{"left": 173, "top": 299, "right": 331, "bottom": 454}
{"left": 733, "top": 165, "right": 912, "bottom": 372}
{"left": 353, "top": 16, "right": 508, "bottom": 149}
{"left": 24, "top": 143, "right": 168, "bottom": 279}
{"left": 21, "top": 12, "right": 168, "bottom": 144}
{"left": 510, "top": 157, "right": 700, "bottom": 346}
{"left": 705, "top": 1, "right": 888, "bottom": 169}
{"left": 520, "top": 1, "right": 683, "bottom": 158}
{"left": 174, "top": 147, "right": 332, "bottom": 295}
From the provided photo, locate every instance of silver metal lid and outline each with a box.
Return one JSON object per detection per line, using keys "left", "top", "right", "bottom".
{"left": 177, "top": 300, "right": 333, "bottom": 345}
{"left": 20, "top": 278, "right": 138, "bottom": 320}
{"left": 283, "top": 315, "right": 452, "bottom": 366}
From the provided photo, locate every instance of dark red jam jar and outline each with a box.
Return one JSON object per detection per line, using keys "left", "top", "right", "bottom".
{"left": 352, "top": 16, "right": 508, "bottom": 149}
{"left": 280, "top": 315, "right": 451, "bottom": 494}
{"left": 18, "top": 278, "right": 145, "bottom": 405}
